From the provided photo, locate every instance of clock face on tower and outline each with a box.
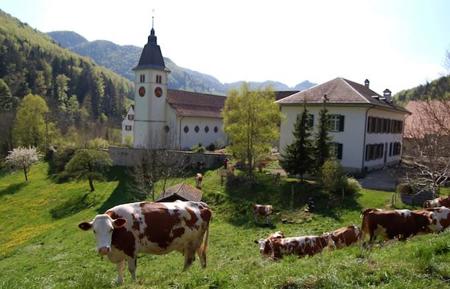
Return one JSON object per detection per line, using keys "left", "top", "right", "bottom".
{"left": 154, "top": 87, "right": 163, "bottom": 97}
{"left": 138, "top": 86, "right": 146, "bottom": 97}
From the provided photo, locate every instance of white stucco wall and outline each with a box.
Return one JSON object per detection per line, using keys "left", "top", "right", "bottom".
{"left": 179, "top": 117, "right": 227, "bottom": 150}
{"left": 121, "top": 107, "right": 134, "bottom": 145}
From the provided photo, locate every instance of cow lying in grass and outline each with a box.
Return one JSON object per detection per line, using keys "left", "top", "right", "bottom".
{"left": 255, "top": 231, "right": 335, "bottom": 260}
{"left": 329, "top": 225, "right": 362, "bottom": 248}
{"left": 361, "top": 208, "right": 432, "bottom": 242}
{"left": 423, "top": 196, "right": 450, "bottom": 208}
{"left": 78, "top": 200, "right": 212, "bottom": 284}
{"left": 253, "top": 204, "right": 273, "bottom": 224}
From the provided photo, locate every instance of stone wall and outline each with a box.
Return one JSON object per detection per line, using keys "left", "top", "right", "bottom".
{"left": 109, "top": 146, "right": 226, "bottom": 169}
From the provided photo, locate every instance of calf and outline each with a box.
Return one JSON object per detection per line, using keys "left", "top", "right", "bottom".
{"left": 423, "top": 196, "right": 450, "bottom": 208}
{"left": 256, "top": 231, "right": 335, "bottom": 260}
{"left": 329, "top": 225, "right": 361, "bottom": 248}
{"left": 195, "top": 173, "right": 203, "bottom": 189}
{"left": 253, "top": 204, "right": 273, "bottom": 224}
{"left": 78, "top": 200, "right": 212, "bottom": 284}
{"left": 361, "top": 208, "right": 431, "bottom": 242}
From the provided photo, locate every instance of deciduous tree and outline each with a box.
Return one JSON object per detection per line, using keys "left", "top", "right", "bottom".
{"left": 65, "top": 149, "right": 112, "bottom": 192}
{"left": 5, "top": 147, "right": 40, "bottom": 181}
{"left": 223, "top": 83, "right": 281, "bottom": 176}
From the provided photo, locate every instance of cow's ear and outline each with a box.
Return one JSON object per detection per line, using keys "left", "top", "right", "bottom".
{"left": 254, "top": 240, "right": 259, "bottom": 244}
{"left": 113, "top": 218, "right": 127, "bottom": 228}
{"left": 78, "top": 222, "right": 92, "bottom": 231}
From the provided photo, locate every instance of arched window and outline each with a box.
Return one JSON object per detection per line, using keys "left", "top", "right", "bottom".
{"left": 184, "top": 126, "right": 189, "bottom": 133}
{"left": 214, "top": 126, "right": 218, "bottom": 133}
{"left": 194, "top": 126, "right": 200, "bottom": 133}
{"left": 204, "top": 126, "right": 209, "bottom": 133}
{"left": 164, "top": 125, "right": 170, "bottom": 133}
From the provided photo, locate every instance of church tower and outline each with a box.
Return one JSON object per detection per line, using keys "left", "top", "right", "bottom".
{"left": 133, "top": 21, "right": 170, "bottom": 149}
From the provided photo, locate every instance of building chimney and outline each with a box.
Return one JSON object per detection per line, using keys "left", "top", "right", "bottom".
{"left": 383, "top": 89, "right": 392, "bottom": 102}
{"left": 364, "top": 79, "right": 370, "bottom": 88}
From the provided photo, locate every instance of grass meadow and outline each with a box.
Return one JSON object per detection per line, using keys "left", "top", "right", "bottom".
{"left": 1, "top": 163, "right": 450, "bottom": 289}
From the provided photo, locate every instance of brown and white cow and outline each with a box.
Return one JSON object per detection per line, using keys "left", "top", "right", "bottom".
{"left": 253, "top": 204, "right": 273, "bottom": 224}
{"left": 329, "top": 225, "right": 362, "bottom": 248}
{"left": 423, "top": 196, "right": 450, "bottom": 208}
{"left": 255, "top": 231, "right": 335, "bottom": 260}
{"left": 361, "top": 208, "right": 431, "bottom": 242}
{"left": 78, "top": 200, "right": 212, "bottom": 284}
{"left": 415, "top": 206, "right": 450, "bottom": 233}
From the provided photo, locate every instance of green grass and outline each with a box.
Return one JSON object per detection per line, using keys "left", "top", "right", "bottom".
{"left": 1, "top": 163, "right": 450, "bottom": 289}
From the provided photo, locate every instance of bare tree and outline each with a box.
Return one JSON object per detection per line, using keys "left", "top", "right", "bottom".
{"left": 404, "top": 100, "right": 450, "bottom": 196}
{"left": 130, "top": 150, "right": 189, "bottom": 201}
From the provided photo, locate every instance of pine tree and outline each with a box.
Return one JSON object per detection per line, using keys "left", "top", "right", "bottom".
{"left": 280, "top": 102, "right": 314, "bottom": 181}
{"left": 314, "top": 99, "right": 331, "bottom": 172}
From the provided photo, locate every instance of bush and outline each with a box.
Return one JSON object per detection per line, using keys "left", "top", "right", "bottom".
{"left": 191, "top": 144, "right": 205, "bottom": 153}
{"left": 47, "top": 146, "right": 76, "bottom": 181}
{"left": 206, "top": 143, "right": 216, "bottom": 151}
{"left": 87, "top": 138, "right": 109, "bottom": 150}
{"left": 345, "top": 177, "right": 362, "bottom": 195}
{"left": 397, "top": 183, "right": 414, "bottom": 195}
{"left": 321, "top": 159, "right": 347, "bottom": 194}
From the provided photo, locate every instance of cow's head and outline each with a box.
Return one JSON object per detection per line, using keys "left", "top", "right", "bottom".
{"left": 78, "top": 214, "right": 126, "bottom": 255}
{"left": 254, "top": 231, "right": 284, "bottom": 256}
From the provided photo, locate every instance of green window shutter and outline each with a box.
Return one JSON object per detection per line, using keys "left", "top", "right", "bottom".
{"left": 337, "top": 143, "right": 343, "bottom": 160}
{"left": 339, "top": 115, "right": 345, "bottom": 131}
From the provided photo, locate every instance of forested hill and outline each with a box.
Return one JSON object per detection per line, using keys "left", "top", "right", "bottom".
{"left": 394, "top": 75, "right": 450, "bottom": 102}
{"left": 0, "top": 10, "right": 133, "bottom": 122}
{"left": 48, "top": 31, "right": 316, "bottom": 94}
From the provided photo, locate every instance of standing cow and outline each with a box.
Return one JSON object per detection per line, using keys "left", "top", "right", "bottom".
{"left": 195, "top": 173, "right": 203, "bottom": 189}
{"left": 361, "top": 208, "right": 431, "bottom": 242}
{"left": 78, "top": 200, "right": 212, "bottom": 284}
{"left": 253, "top": 204, "right": 273, "bottom": 224}
{"left": 423, "top": 196, "right": 450, "bottom": 208}
{"left": 415, "top": 206, "right": 450, "bottom": 233}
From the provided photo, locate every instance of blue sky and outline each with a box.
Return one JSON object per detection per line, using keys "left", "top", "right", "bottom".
{"left": 1, "top": 0, "right": 449, "bottom": 93}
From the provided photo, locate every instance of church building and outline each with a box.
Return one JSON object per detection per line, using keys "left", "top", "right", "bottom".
{"left": 122, "top": 25, "right": 228, "bottom": 150}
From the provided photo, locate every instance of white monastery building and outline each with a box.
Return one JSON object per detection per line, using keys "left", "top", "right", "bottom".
{"left": 122, "top": 26, "right": 227, "bottom": 150}
{"left": 277, "top": 78, "right": 409, "bottom": 173}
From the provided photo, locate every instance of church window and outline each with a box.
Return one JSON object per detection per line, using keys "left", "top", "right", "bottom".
{"left": 204, "top": 126, "right": 209, "bottom": 133}
{"left": 140, "top": 74, "right": 145, "bottom": 83}
{"left": 164, "top": 125, "right": 170, "bottom": 133}
{"left": 128, "top": 114, "right": 134, "bottom": 120}
{"left": 214, "top": 126, "right": 218, "bottom": 133}
{"left": 125, "top": 125, "right": 132, "bottom": 131}
{"left": 194, "top": 126, "right": 200, "bottom": 133}
{"left": 184, "top": 126, "right": 189, "bottom": 133}
{"left": 156, "top": 75, "right": 162, "bottom": 84}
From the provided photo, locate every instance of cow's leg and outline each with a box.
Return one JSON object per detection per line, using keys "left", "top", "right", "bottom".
{"left": 196, "top": 246, "right": 206, "bottom": 268}
{"left": 116, "top": 260, "right": 125, "bottom": 285}
{"left": 127, "top": 257, "right": 137, "bottom": 282}
{"left": 183, "top": 246, "right": 196, "bottom": 271}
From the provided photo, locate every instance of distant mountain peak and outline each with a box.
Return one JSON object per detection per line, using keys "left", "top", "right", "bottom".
{"left": 47, "top": 31, "right": 88, "bottom": 48}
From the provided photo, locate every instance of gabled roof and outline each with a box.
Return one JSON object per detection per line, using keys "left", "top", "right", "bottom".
{"left": 275, "top": 91, "right": 299, "bottom": 101}
{"left": 167, "top": 89, "right": 226, "bottom": 118}
{"left": 156, "top": 183, "right": 203, "bottom": 202}
{"left": 277, "top": 77, "right": 408, "bottom": 113}
{"left": 134, "top": 28, "right": 165, "bottom": 71}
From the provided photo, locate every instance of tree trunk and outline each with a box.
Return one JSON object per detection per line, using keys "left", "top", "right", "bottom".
{"left": 88, "top": 177, "right": 95, "bottom": 192}
{"left": 23, "top": 166, "right": 28, "bottom": 182}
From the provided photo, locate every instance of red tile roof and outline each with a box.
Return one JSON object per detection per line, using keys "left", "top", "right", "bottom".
{"left": 167, "top": 89, "right": 226, "bottom": 118}
{"left": 277, "top": 78, "right": 408, "bottom": 113}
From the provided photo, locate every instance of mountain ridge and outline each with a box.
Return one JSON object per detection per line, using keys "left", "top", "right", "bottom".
{"left": 48, "top": 30, "right": 316, "bottom": 94}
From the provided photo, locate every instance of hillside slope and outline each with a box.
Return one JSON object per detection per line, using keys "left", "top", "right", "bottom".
{"left": 48, "top": 31, "right": 316, "bottom": 94}
{"left": 394, "top": 75, "right": 450, "bottom": 102}
{"left": 1, "top": 163, "right": 449, "bottom": 288}
{"left": 0, "top": 10, "right": 133, "bottom": 122}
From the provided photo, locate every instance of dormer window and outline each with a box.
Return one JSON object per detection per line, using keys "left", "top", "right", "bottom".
{"left": 140, "top": 74, "right": 145, "bottom": 83}
{"left": 156, "top": 75, "right": 162, "bottom": 84}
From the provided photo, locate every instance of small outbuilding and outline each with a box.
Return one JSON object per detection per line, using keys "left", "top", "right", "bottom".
{"left": 156, "top": 183, "right": 203, "bottom": 202}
